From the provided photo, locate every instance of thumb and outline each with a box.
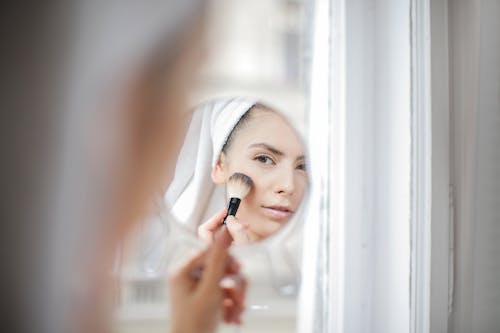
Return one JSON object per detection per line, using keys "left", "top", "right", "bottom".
{"left": 198, "top": 208, "right": 228, "bottom": 243}
{"left": 225, "top": 216, "right": 250, "bottom": 245}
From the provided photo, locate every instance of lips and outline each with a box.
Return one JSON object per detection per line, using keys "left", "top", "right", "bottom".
{"left": 261, "top": 205, "right": 294, "bottom": 221}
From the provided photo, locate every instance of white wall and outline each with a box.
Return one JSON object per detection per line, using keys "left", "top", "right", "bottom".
{"left": 449, "top": 0, "right": 500, "bottom": 332}
{"left": 428, "top": 0, "right": 452, "bottom": 332}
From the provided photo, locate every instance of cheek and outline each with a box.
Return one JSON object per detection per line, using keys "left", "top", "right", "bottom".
{"left": 294, "top": 175, "right": 308, "bottom": 203}
{"left": 245, "top": 177, "right": 275, "bottom": 211}
{"left": 226, "top": 158, "right": 261, "bottom": 183}
{"left": 226, "top": 158, "right": 273, "bottom": 201}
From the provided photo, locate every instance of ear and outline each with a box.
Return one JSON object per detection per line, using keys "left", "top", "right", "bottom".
{"left": 211, "top": 152, "right": 228, "bottom": 184}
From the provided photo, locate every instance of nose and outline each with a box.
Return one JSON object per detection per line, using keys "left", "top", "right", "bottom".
{"left": 274, "top": 166, "right": 295, "bottom": 196}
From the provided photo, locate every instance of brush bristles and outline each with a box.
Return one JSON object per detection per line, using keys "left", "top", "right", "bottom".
{"left": 226, "top": 173, "right": 253, "bottom": 199}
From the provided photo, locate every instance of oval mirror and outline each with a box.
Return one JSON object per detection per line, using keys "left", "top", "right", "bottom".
{"left": 166, "top": 97, "right": 308, "bottom": 245}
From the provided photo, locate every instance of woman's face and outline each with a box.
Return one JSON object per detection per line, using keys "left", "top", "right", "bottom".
{"left": 213, "top": 110, "right": 308, "bottom": 240}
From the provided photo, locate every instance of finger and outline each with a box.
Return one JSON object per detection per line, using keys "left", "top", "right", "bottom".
{"left": 221, "top": 275, "right": 247, "bottom": 317}
{"left": 223, "top": 296, "right": 243, "bottom": 325}
{"left": 229, "top": 275, "right": 247, "bottom": 324}
{"left": 222, "top": 297, "right": 235, "bottom": 323}
{"left": 199, "top": 226, "right": 232, "bottom": 292}
{"left": 169, "top": 249, "right": 207, "bottom": 288}
{"left": 234, "top": 277, "right": 248, "bottom": 323}
{"left": 226, "top": 255, "right": 241, "bottom": 275}
{"left": 198, "top": 224, "right": 214, "bottom": 244}
{"left": 221, "top": 287, "right": 242, "bottom": 325}
{"left": 213, "top": 225, "right": 233, "bottom": 248}
{"left": 198, "top": 208, "right": 227, "bottom": 243}
{"left": 225, "top": 216, "right": 250, "bottom": 245}
{"left": 204, "top": 208, "right": 228, "bottom": 230}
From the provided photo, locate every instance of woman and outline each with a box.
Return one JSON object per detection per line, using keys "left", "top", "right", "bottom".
{"left": 1, "top": 2, "right": 246, "bottom": 333}
{"left": 167, "top": 98, "right": 308, "bottom": 245}
{"left": 208, "top": 103, "right": 308, "bottom": 243}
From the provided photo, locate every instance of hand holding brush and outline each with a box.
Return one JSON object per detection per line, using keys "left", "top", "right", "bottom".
{"left": 198, "top": 173, "right": 253, "bottom": 244}
{"left": 223, "top": 173, "right": 253, "bottom": 224}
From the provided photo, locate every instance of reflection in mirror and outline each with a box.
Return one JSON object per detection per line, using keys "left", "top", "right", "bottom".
{"left": 115, "top": 0, "right": 309, "bottom": 331}
{"left": 166, "top": 97, "right": 308, "bottom": 245}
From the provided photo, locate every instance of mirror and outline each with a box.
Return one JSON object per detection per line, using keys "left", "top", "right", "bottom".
{"left": 115, "top": 98, "right": 308, "bottom": 332}
{"left": 114, "top": 0, "right": 310, "bottom": 332}
{"left": 166, "top": 97, "right": 308, "bottom": 245}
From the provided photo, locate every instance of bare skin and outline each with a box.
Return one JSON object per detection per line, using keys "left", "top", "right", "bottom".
{"left": 170, "top": 218, "right": 247, "bottom": 333}
{"left": 200, "top": 110, "right": 307, "bottom": 245}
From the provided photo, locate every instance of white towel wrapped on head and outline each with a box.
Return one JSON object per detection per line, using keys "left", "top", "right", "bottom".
{"left": 165, "top": 97, "right": 257, "bottom": 231}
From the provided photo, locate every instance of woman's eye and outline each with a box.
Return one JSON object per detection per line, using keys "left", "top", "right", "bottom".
{"left": 255, "top": 155, "right": 274, "bottom": 165}
{"left": 297, "top": 163, "right": 307, "bottom": 171}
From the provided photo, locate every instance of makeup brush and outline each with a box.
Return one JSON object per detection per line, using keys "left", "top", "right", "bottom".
{"left": 223, "top": 172, "right": 253, "bottom": 224}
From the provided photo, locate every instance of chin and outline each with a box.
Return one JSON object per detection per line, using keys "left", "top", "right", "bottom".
{"left": 261, "top": 220, "right": 284, "bottom": 236}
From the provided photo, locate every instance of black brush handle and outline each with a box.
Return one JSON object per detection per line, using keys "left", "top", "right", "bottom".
{"left": 222, "top": 197, "right": 241, "bottom": 225}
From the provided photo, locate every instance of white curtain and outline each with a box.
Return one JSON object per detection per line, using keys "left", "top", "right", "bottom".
{"left": 298, "top": 1, "right": 412, "bottom": 332}
{"left": 449, "top": 0, "right": 500, "bottom": 332}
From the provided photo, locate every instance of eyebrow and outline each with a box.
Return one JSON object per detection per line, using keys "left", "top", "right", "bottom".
{"left": 248, "top": 143, "right": 305, "bottom": 161}
{"left": 248, "top": 143, "right": 283, "bottom": 156}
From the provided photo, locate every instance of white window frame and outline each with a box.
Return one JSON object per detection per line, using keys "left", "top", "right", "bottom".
{"left": 411, "top": 1, "right": 452, "bottom": 332}
{"left": 299, "top": 1, "right": 452, "bottom": 332}
{"left": 300, "top": 0, "right": 413, "bottom": 332}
